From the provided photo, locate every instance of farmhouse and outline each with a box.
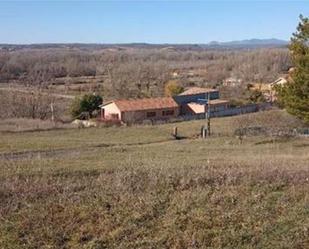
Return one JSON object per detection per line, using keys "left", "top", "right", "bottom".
{"left": 100, "top": 97, "right": 179, "bottom": 123}
{"left": 250, "top": 75, "right": 289, "bottom": 102}
{"left": 252, "top": 75, "right": 289, "bottom": 92}
{"left": 100, "top": 87, "right": 230, "bottom": 124}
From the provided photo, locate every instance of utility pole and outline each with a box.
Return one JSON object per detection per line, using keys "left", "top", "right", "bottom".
{"left": 203, "top": 95, "right": 208, "bottom": 138}
{"left": 207, "top": 92, "right": 211, "bottom": 136}
{"left": 199, "top": 93, "right": 211, "bottom": 138}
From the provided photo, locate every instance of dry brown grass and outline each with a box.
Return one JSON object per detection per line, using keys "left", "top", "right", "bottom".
{"left": 0, "top": 118, "right": 74, "bottom": 133}
{"left": 0, "top": 110, "right": 308, "bottom": 248}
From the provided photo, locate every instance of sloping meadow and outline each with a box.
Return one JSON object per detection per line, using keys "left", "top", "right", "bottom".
{"left": 0, "top": 110, "right": 308, "bottom": 248}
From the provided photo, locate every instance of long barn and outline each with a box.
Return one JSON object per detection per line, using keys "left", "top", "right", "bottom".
{"left": 100, "top": 97, "right": 179, "bottom": 123}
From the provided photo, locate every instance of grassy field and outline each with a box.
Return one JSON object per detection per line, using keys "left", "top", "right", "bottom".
{"left": 0, "top": 110, "right": 308, "bottom": 249}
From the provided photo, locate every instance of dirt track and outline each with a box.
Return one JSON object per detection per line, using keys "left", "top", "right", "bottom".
{"left": 0, "top": 138, "right": 189, "bottom": 161}
{"left": 0, "top": 85, "right": 75, "bottom": 99}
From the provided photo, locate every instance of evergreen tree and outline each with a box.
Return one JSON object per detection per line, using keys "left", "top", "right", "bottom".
{"left": 276, "top": 15, "right": 309, "bottom": 123}
{"left": 71, "top": 93, "right": 103, "bottom": 119}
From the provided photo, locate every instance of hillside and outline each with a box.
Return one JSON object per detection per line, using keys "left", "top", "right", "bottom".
{"left": 1, "top": 110, "right": 308, "bottom": 248}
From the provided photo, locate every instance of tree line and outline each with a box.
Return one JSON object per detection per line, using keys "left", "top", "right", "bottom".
{"left": 0, "top": 47, "right": 290, "bottom": 89}
{"left": 0, "top": 46, "right": 292, "bottom": 121}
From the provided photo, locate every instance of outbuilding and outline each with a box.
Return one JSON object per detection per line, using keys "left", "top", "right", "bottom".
{"left": 183, "top": 99, "right": 230, "bottom": 115}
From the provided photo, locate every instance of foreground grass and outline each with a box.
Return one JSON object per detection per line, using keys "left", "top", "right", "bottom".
{"left": 0, "top": 110, "right": 308, "bottom": 248}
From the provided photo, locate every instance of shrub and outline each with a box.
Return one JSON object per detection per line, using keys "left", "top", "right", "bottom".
{"left": 70, "top": 93, "right": 102, "bottom": 119}
{"left": 164, "top": 80, "right": 184, "bottom": 96}
{"left": 248, "top": 89, "right": 266, "bottom": 103}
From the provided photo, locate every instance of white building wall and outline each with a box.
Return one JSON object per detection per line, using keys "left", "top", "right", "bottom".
{"left": 102, "top": 102, "right": 122, "bottom": 120}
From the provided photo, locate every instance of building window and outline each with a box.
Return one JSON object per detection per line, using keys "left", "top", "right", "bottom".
{"left": 111, "top": 114, "right": 119, "bottom": 120}
{"left": 146, "top": 112, "right": 156, "bottom": 118}
{"left": 162, "top": 110, "right": 174, "bottom": 116}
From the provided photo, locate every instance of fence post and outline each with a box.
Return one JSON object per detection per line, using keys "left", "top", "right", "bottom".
{"left": 172, "top": 126, "right": 178, "bottom": 139}
{"left": 201, "top": 125, "right": 207, "bottom": 139}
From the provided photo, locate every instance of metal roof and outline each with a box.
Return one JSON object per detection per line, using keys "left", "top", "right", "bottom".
{"left": 188, "top": 99, "right": 229, "bottom": 105}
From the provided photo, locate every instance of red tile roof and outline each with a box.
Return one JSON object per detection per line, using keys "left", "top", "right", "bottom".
{"left": 179, "top": 87, "right": 218, "bottom": 96}
{"left": 102, "top": 97, "right": 179, "bottom": 112}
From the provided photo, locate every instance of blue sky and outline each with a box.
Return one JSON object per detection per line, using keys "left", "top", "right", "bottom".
{"left": 0, "top": 0, "right": 308, "bottom": 44}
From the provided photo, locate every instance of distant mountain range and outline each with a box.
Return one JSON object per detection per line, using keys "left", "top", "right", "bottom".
{"left": 0, "top": 39, "right": 289, "bottom": 51}
{"left": 204, "top": 38, "right": 288, "bottom": 48}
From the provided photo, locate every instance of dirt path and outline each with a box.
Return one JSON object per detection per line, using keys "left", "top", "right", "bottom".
{"left": 0, "top": 148, "right": 83, "bottom": 161}
{"left": 0, "top": 138, "right": 189, "bottom": 161}
{"left": 0, "top": 85, "right": 75, "bottom": 99}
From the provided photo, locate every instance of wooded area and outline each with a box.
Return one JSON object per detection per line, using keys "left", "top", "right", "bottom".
{"left": 0, "top": 47, "right": 291, "bottom": 98}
